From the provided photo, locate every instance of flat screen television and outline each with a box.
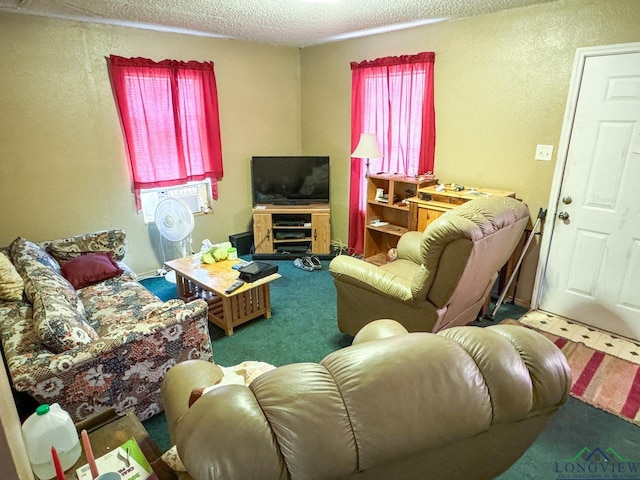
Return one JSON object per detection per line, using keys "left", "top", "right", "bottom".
{"left": 251, "top": 156, "right": 330, "bottom": 205}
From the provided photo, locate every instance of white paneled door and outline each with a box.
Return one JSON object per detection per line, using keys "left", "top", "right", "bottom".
{"left": 537, "top": 45, "right": 640, "bottom": 340}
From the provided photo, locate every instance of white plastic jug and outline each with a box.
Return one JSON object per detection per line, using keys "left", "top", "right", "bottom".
{"left": 21, "top": 403, "right": 82, "bottom": 480}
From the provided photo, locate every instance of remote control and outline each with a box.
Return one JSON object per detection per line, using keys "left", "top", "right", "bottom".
{"left": 232, "top": 260, "right": 254, "bottom": 270}
{"left": 225, "top": 280, "right": 244, "bottom": 294}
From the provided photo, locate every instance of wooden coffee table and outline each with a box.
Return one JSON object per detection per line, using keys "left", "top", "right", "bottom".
{"left": 164, "top": 255, "right": 281, "bottom": 335}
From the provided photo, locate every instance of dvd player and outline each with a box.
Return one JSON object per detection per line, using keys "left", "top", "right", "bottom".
{"left": 274, "top": 231, "right": 306, "bottom": 240}
{"left": 275, "top": 245, "right": 309, "bottom": 253}
{"left": 275, "top": 221, "right": 305, "bottom": 227}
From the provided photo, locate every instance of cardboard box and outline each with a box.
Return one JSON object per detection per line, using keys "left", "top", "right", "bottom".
{"left": 76, "top": 438, "right": 158, "bottom": 480}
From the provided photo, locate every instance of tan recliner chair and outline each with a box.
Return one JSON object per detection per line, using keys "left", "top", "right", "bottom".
{"left": 329, "top": 196, "right": 529, "bottom": 335}
{"left": 161, "top": 319, "right": 571, "bottom": 480}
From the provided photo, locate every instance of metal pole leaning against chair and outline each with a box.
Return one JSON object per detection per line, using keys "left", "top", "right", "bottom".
{"left": 489, "top": 208, "right": 547, "bottom": 319}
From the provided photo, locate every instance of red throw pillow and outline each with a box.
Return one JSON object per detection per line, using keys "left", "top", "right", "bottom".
{"left": 61, "top": 252, "right": 124, "bottom": 289}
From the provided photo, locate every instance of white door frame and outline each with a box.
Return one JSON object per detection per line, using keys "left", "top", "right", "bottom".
{"left": 532, "top": 41, "right": 640, "bottom": 310}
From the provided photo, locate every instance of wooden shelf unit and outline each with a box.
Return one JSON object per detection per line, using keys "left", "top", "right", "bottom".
{"left": 408, "top": 185, "right": 516, "bottom": 231}
{"left": 364, "top": 174, "right": 436, "bottom": 262}
{"left": 252, "top": 203, "right": 330, "bottom": 257}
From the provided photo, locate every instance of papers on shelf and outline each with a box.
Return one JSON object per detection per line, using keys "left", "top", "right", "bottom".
{"left": 467, "top": 191, "right": 492, "bottom": 197}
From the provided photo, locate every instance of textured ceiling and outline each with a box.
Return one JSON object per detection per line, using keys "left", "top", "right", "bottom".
{"left": 0, "top": 0, "right": 556, "bottom": 47}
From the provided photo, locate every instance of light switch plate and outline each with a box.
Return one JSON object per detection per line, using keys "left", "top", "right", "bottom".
{"left": 535, "top": 144, "right": 553, "bottom": 161}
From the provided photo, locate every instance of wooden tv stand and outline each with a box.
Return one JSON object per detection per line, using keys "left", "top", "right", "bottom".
{"left": 252, "top": 204, "right": 330, "bottom": 258}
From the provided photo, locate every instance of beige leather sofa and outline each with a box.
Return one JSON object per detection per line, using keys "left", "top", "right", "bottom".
{"left": 162, "top": 319, "right": 570, "bottom": 480}
{"left": 329, "top": 196, "right": 529, "bottom": 335}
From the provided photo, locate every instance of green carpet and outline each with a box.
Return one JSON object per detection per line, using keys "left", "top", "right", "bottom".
{"left": 141, "top": 258, "right": 640, "bottom": 479}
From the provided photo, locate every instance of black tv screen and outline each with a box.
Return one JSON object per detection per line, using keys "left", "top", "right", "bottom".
{"left": 251, "top": 156, "right": 330, "bottom": 205}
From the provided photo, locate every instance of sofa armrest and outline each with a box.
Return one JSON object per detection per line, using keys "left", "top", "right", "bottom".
{"left": 352, "top": 319, "right": 409, "bottom": 345}
{"left": 396, "top": 231, "right": 423, "bottom": 264}
{"left": 161, "top": 360, "right": 224, "bottom": 444}
{"left": 329, "top": 255, "right": 414, "bottom": 301}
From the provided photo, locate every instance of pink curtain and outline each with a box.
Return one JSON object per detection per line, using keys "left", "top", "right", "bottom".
{"left": 108, "top": 56, "right": 223, "bottom": 210}
{"left": 349, "top": 52, "right": 436, "bottom": 254}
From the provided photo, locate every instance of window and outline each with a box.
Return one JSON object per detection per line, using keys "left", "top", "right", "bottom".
{"left": 349, "top": 52, "right": 436, "bottom": 253}
{"left": 107, "top": 56, "right": 223, "bottom": 213}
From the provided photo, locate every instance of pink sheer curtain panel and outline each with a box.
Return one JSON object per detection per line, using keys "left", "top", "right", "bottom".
{"left": 348, "top": 52, "right": 436, "bottom": 254}
{"left": 108, "top": 56, "right": 223, "bottom": 210}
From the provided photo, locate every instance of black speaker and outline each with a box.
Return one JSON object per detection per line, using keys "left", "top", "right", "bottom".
{"left": 229, "top": 231, "right": 254, "bottom": 256}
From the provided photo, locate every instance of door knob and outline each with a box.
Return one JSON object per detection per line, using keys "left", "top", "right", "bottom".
{"left": 562, "top": 196, "right": 572, "bottom": 204}
{"left": 558, "top": 211, "right": 570, "bottom": 220}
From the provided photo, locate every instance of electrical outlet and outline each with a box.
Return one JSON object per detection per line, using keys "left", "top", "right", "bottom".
{"left": 535, "top": 144, "right": 553, "bottom": 161}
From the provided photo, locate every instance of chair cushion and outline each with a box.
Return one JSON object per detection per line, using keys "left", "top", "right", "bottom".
{"left": 61, "top": 252, "right": 124, "bottom": 290}
{"left": 46, "top": 229, "right": 127, "bottom": 262}
{"left": 10, "top": 237, "right": 61, "bottom": 275}
{"left": 32, "top": 290, "right": 98, "bottom": 353}
{"left": 21, "top": 262, "right": 86, "bottom": 318}
{"left": 0, "top": 252, "right": 24, "bottom": 301}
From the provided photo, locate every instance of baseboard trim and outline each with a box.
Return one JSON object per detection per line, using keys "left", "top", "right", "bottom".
{"left": 252, "top": 253, "right": 336, "bottom": 261}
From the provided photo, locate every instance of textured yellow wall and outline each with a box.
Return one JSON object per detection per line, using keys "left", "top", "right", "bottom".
{"left": 1, "top": 2, "right": 639, "bottom": 472}
{"left": 0, "top": 12, "right": 301, "bottom": 274}
{"left": 1, "top": 0, "right": 640, "bottom": 289}
{"left": 301, "top": 0, "right": 640, "bottom": 304}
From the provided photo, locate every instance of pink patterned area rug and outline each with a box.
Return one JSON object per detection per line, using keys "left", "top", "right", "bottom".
{"left": 502, "top": 319, "right": 640, "bottom": 426}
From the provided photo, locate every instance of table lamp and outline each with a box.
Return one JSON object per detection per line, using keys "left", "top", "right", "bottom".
{"left": 351, "top": 133, "right": 382, "bottom": 178}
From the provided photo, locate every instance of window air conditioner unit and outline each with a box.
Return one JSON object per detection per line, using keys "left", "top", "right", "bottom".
{"left": 141, "top": 181, "right": 210, "bottom": 224}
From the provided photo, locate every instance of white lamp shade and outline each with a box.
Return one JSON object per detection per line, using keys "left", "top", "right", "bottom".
{"left": 351, "top": 133, "right": 382, "bottom": 159}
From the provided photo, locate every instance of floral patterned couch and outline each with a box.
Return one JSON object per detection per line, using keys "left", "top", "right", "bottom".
{"left": 0, "top": 230, "right": 212, "bottom": 422}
